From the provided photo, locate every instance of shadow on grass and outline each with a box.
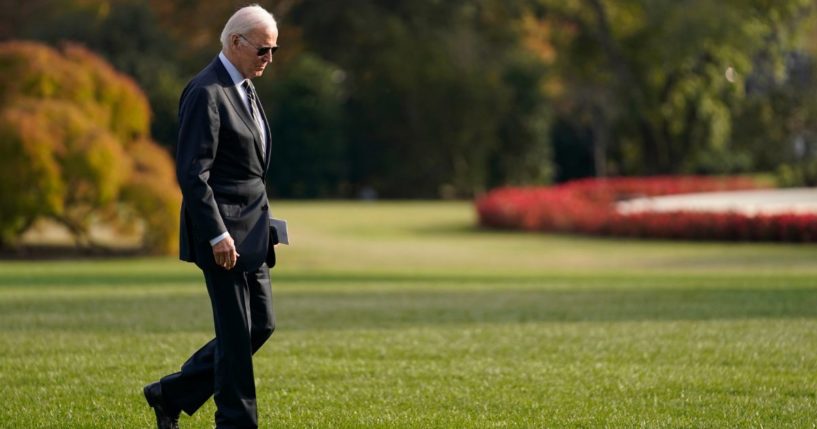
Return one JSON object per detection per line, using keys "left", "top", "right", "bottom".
{"left": 278, "top": 287, "right": 817, "bottom": 328}
{"left": 0, "top": 244, "right": 144, "bottom": 260}
{"left": 0, "top": 272, "right": 200, "bottom": 287}
{"left": 0, "top": 271, "right": 693, "bottom": 288}
{"left": 2, "top": 287, "right": 817, "bottom": 333}
{"left": 3, "top": 264, "right": 814, "bottom": 288}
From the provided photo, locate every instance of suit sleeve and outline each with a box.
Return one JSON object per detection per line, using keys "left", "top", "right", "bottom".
{"left": 175, "top": 84, "right": 227, "bottom": 242}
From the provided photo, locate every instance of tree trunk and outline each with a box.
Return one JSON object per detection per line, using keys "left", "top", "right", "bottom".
{"left": 591, "top": 105, "right": 608, "bottom": 177}
{"left": 583, "top": 0, "right": 664, "bottom": 174}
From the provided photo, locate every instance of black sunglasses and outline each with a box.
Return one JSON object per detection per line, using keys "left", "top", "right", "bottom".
{"left": 239, "top": 34, "right": 278, "bottom": 57}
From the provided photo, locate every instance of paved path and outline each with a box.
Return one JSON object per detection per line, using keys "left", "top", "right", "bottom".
{"left": 616, "top": 188, "right": 817, "bottom": 215}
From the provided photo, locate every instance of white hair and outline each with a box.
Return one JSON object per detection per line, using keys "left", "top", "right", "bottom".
{"left": 220, "top": 4, "right": 277, "bottom": 50}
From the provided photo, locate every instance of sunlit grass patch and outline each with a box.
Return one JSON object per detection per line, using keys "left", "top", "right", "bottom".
{"left": 1, "top": 202, "right": 816, "bottom": 428}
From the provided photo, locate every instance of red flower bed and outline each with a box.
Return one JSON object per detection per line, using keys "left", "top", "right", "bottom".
{"left": 475, "top": 176, "right": 817, "bottom": 243}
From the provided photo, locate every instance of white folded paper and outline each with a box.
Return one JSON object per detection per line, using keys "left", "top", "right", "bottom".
{"left": 270, "top": 218, "right": 289, "bottom": 245}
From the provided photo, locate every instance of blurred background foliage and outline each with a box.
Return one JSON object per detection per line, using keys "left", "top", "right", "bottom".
{"left": 0, "top": 41, "right": 180, "bottom": 253}
{"left": 1, "top": 0, "right": 817, "bottom": 248}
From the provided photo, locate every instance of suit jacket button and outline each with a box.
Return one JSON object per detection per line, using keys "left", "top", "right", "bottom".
{"left": 262, "top": 205, "right": 268, "bottom": 211}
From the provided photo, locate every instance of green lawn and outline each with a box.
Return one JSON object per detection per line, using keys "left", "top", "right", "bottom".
{"left": 2, "top": 201, "right": 817, "bottom": 428}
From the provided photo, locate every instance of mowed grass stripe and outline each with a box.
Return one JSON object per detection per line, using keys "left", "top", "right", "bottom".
{"left": 3, "top": 276, "right": 817, "bottom": 333}
{"left": 2, "top": 202, "right": 817, "bottom": 427}
{"left": 3, "top": 321, "right": 816, "bottom": 427}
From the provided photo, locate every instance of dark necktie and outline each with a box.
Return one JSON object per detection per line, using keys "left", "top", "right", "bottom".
{"left": 243, "top": 81, "right": 260, "bottom": 125}
{"left": 242, "top": 81, "right": 266, "bottom": 154}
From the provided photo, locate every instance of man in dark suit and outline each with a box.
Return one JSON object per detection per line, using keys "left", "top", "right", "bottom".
{"left": 143, "top": 5, "right": 280, "bottom": 429}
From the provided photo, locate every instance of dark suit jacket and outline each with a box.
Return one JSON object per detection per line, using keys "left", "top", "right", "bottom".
{"left": 175, "top": 57, "right": 274, "bottom": 272}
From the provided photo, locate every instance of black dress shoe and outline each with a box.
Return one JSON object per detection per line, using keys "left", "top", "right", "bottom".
{"left": 144, "top": 382, "right": 180, "bottom": 429}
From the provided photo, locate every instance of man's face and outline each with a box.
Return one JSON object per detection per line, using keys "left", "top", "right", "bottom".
{"left": 232, "top": 26, "right": 278, "bottom": 79}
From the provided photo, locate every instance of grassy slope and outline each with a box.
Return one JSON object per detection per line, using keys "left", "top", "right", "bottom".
{"left": 1, "top": 201, "right": 816, "bottom": 428}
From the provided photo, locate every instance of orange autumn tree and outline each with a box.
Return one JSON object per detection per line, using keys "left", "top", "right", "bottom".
{"left": 0, "top": 41, "right": 180, "bottom": 254}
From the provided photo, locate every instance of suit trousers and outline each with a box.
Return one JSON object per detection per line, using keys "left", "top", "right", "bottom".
{"left": 160, "top": 263, "right": 275, "bottom": 429}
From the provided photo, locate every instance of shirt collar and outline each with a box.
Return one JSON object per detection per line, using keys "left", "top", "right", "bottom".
{"left": 218, "top": 52, "right": 247, "bottom": 87}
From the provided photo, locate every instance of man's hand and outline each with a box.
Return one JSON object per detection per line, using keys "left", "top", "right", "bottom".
{"left": 212, "top": 235, "right": 240, "bottom": 270}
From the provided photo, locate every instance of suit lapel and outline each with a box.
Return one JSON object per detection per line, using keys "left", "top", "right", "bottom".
{"left": 212, "top": 59, "right": 266, "bottom": 166}
{"left": 247, "top": 81, "right": 269, "bottom": 168}
{"left": 253, "top": 87, "right": 272, "bottom": 171}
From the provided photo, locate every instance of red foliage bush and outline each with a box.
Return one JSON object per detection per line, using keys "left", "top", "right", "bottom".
{"left": 475, "top": 176, "right": 817, "bottom": 243}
